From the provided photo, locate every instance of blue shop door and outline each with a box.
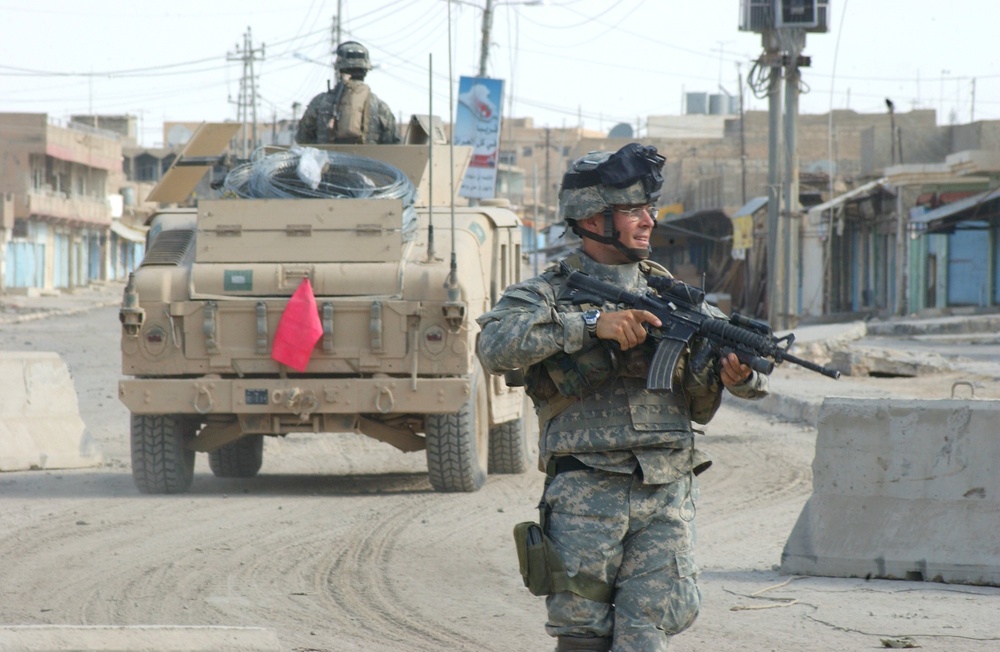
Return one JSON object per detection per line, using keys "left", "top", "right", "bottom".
{"left": 947, "top": 225, "right": 989, "bottom": 306}
{"left": 6, "top": 242, "right": 42, "bottom": 288}
{"left": 88, "top": 233, "right": 103, "bottom": 281}
{"left": 54, "top": 233, "right": 70, "bottom": 288}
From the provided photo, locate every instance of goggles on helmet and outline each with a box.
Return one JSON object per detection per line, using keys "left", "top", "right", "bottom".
{"left": 561, "top": 143, "right": 665, "bottom": 204}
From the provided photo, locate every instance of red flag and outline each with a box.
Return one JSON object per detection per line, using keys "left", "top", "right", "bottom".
{"left": 271, "top": 278, "right": 323, "bottom": 372}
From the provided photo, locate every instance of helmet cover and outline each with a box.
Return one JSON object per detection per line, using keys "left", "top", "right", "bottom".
{"left": 559, "top": 143, "right": 665, "bottom": 221}
{"left": 335, "top": 41, "right": 373, "bottom": 72}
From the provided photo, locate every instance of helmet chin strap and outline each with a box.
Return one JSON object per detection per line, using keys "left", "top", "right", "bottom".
{"left": 570, "top": 207, "right": 650, "bottom": 262}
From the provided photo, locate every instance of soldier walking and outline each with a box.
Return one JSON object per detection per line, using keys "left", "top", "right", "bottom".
{"left": 477, "top": 143, "right": 769, "bottom": 651}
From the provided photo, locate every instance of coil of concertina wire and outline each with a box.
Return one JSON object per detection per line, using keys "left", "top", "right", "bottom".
{"left": 222, "top": 149, "right": 419, "bottom": 241}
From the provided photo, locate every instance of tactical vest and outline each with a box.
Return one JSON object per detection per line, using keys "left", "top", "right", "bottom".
{"left": 524, "top": 255, "right": 694, "bottom": 455}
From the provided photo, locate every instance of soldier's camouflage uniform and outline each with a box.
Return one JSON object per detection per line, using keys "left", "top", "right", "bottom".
{"left": 477, "top": 250, "right": 768, "bottom": 651}
{"left": 295, "top": 82, "right": 400, "bottom": 145}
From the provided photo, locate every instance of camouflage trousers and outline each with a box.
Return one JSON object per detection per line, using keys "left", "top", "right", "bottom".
{"left": 542, "top": 467, "right": 700, "bottom": 651}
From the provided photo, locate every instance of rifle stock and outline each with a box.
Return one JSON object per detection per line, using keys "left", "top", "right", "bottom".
{"left": 559, "top": 265, "right": 841, "bottom": 390}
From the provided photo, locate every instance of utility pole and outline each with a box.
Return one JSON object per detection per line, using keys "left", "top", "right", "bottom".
{"left": 782, "top": 29, "right": 805, "bottom": 326}
{"left": 763, "top": 32, "right": 784, "bottom": 329}
{"left": 886, "top": 98, "right": 897, "bottom": 165}
{"left": 970, "top": 78, "right": 976, "bottom": 123}
{"left": 478, "top": 0, "right": 494, "bottom": 77}
{"left": 544, "top": 127, "right": 551, "bottom": 229}
{"left": 334, "top": 1, "right": 342, "bottom": 52}
{"left": 475, "top": 0, "right": 542, "bottom": 76}
{"left": 532, "top": 161, "right": 539, "bottom": 275}
{"left": 227, "top": 27, "right": 265, "bottom": 159}
{"left": 738, "top": 65, "right": 747, "bottom": 206}
{"left": 744, "top": 2, "right": 827, "bottom": 327}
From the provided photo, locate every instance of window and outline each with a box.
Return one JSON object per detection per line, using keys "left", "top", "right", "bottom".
{"left": 499, "top": 150, "right": 516, "bottom": 165}
{"left": 522, "top": 146, "right": 533, "bottom": 157}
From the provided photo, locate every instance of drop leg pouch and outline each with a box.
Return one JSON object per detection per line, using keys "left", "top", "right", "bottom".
{"left": 513, "top": 522, "right": 613, "bottom": 602}
{"left": 514, "top": 521, "right": 554, "bottom": 596}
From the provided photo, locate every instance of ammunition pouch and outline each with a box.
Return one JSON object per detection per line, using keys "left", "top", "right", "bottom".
{"left": 512, "top": 522, "right": 613, "bottom": 603}
{"left": 503, "top": 368, "right": 526, "bottom": 388}
{"left": 619, "top": 340, "right": 654, "bottom": 379}
{"left": 524, "top": 342, "right": 614, "bottom": 424}
{"left": 541, "top": 340, "right": 615, "bottom": 399}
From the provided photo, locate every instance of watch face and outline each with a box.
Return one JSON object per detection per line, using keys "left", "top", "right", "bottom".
{"left": 583, "top": 309, "right": 600, "bottom": 326}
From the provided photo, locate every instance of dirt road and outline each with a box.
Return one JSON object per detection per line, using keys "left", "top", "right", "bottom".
{"left": 1, "top": 305, "right": 998, "bottom": 651}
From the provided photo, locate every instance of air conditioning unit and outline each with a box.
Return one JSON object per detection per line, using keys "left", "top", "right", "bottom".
{"left": 739, "top": 0, "right": 774, "bottom": 32}
{"left": 740, "top": 0, "right": 829, "bottom": 33}
{"left": 776, "top": 0, "right": 818, "bottom": 28}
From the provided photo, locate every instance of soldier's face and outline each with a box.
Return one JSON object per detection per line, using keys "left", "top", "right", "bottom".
{"left": 612, "top": 204, "right": 655, "bottom": 251}
{"left": 579, "top": 205, "right": 655, "bottom": 264}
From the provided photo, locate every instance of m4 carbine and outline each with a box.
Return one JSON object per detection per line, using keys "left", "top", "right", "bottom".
{"left": 558, "top": 262, "right": 841, "bottom": 391}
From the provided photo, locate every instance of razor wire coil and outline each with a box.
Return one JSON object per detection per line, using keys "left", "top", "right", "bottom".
{"left": 221, "top": 148, "right": 419, "bottom": 240}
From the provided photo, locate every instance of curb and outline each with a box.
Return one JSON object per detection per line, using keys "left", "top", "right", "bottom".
{"left": 0, "top": 299, "right": 121, "bottom": 326}
{"left": 0, "top": 625, "right": 283, "bottom": 652}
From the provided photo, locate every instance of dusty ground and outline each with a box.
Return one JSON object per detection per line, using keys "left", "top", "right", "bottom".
{"left": 1, "top": 298, "right": 998, "bottom": 651}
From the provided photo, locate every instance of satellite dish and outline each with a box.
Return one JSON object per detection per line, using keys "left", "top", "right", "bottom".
{"left": 166, "top": 124, "right": 194, "bottom": 147}
{"left": 608, "top": 122, "right": 634, "bottom": 138}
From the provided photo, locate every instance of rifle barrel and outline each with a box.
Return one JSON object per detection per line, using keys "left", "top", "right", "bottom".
{"left": 781, "top": 352, "right": 842, "bottom": 379}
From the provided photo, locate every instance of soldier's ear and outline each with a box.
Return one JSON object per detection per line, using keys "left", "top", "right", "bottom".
{"left": 578, "top": 214, "right": 602, "bottom": 233}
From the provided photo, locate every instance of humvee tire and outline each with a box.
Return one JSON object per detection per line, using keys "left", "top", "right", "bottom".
{"left": 131, "top": 414, "right": 196, "bottom": 494}
{"left": 208, "top": 435, "right": 264, "bottom": 478}
{"left": 488, "top": 418, "right": 534, "bottom": 474}
{"left": 425, "top": 364, "right": 489, "bottom": 492}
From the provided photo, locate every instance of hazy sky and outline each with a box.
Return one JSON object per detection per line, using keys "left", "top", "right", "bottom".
{"left": 3, "top": 0, "right": 997, "bottom": 147}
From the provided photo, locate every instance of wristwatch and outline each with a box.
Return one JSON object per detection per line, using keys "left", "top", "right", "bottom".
{"left": 582, "top": 309, "right": 601, "bottom": 337}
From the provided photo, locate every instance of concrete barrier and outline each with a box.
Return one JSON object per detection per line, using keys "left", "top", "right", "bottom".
{"left": 0, "top": 352, "right": 102, "bottom": 471}
{"left": 0, "top": 626, "right": 282, "bottom": 652}
{"left": 781, "top": 397, "right": 1000, "bottom": 586}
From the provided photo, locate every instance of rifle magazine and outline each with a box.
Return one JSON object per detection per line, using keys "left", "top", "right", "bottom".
{"left": 647, "top": 338, "right": 686, "bottom": 391}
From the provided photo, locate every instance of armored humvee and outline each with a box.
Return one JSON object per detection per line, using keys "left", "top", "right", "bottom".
{"left": 119, "top": 124, "right": 531, "bottom": 494}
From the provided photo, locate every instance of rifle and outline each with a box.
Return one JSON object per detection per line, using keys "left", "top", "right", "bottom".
{"left": 558, "top": 262, "right": 841, "bottom": 391}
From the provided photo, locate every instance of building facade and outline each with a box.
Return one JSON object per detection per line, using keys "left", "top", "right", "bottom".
{"left": 0, "top": 113, "right": 147, "bottom": 294}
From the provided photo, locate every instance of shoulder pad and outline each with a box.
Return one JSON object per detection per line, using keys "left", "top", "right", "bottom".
{"left": 639, "top": 259, "right": 673, "bottom": 278}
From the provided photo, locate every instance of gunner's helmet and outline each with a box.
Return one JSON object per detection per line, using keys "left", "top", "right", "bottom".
{"left": 335, "top": 41, "right": 373, "bottom": 73}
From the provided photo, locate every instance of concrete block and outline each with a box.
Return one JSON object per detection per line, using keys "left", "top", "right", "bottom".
{"left": 0, "top": 625, "right": 282, "bottom": 652}
{"left": 829, "top": 346, "right": 953, "bottom": 377}
{"left": 0, "top": 352, "right": 102, "bottom": 471}
{"left": 781, "top": 397, "right": 1000, "bottom": 586}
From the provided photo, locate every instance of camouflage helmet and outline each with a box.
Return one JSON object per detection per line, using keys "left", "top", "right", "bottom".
{"left": 335, "top": 41, "right": 373, "bottom": 73}
{"left": 559, "top": 143, "right": 665, "bottom": 221}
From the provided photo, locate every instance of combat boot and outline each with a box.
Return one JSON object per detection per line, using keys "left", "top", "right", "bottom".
{"left": 555, "top": 635, "right": 612, "bottom": 651}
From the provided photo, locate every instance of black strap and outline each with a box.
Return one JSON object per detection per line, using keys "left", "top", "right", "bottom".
{"left": 550, "top": 455, "right": 593, "bottom": 476}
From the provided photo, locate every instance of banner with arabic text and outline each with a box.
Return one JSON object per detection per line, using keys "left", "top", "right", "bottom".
{"left": 454, "top": 76, "right": 504, "bottom": 200}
